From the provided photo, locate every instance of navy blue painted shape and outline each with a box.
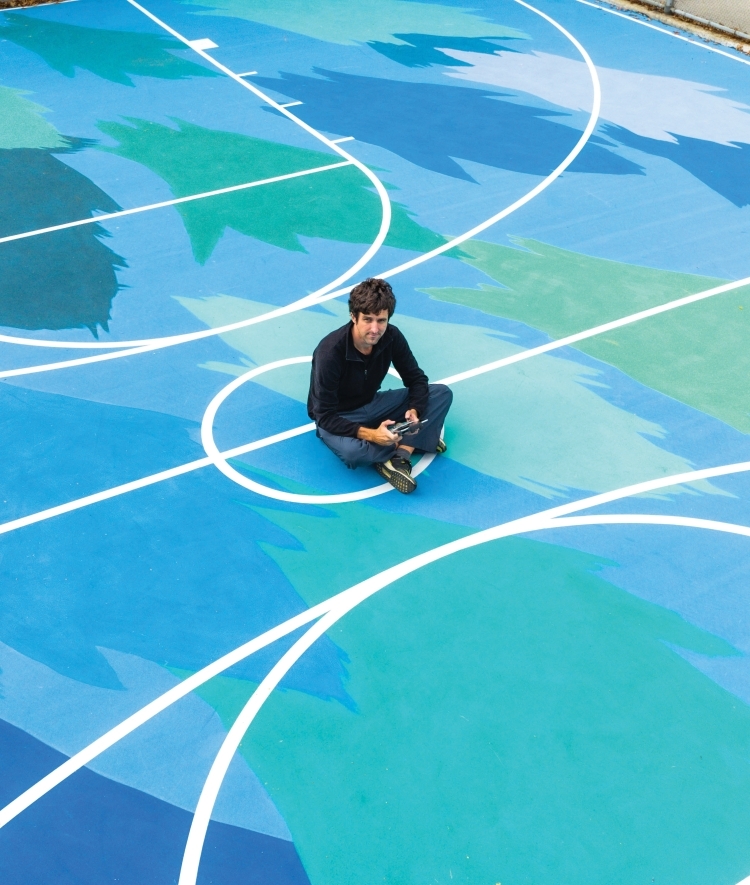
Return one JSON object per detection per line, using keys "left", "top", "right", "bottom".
{"left": 0, "top": 383, "right": 351, "bottom": 704}
{"left": 603, "top": 124, "right": 750, "bottom": 207}
{"left": 0, "top": 717, "right": 311, "bottom": 885}
{"left": 256, "top": 69, "right": 643, "bottom": 181}
{"left": 0, "top": 146, "right": 125, "bottom": 334}
{"left": 367, "top": 33, "right": 520, "bottom": 68}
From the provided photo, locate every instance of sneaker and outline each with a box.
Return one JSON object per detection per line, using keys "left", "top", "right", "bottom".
{"left": 374, "top": 455, "right": 417, "bottom": 494}
{"left": 436, "top": 438, "right": 447, "bottom": 455}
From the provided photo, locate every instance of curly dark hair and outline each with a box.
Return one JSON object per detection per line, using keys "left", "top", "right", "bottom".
{"left": 348, "top": 278, "right": 396, "bottom": 319}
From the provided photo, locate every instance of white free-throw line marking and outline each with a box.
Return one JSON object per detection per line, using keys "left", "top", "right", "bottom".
{"left": 0, "top": 0, "right": 600, "bottom": 369}
{"left": 576, "top": 0, "right": 750, "bottom": 66}
{"left": 0, "top": 0, "right": 394, "bottom": 359}
{"left": 0, "top": 162, "right": 352, "bottom": 246}
{"left": 237, "top": 71, "right": 257, "bottom": 77}
{"left": 279, "top": 101, "right": 302, "bottom": 109}
{"left": 5, "top": 458, "right": 750, "bottom": 834}
{"left": 331, "top": 136, "right": 355, "bottom": 144}
{"left": 126, "top": 0, "right": 393, "bottom": 281}
{"left": 177, "top": 463, "right": 750, "bottom": 884}
{"left": 200, "top": 356, "right": 435, "bottom": 504}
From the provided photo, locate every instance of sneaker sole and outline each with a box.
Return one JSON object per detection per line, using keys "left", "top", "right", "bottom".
{"left": 374, "top": 461, "right": 417, "bottom": 494}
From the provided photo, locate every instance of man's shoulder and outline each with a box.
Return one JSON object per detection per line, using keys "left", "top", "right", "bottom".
{"left": 315, "top": 322, "right": 350, "bottom": 355}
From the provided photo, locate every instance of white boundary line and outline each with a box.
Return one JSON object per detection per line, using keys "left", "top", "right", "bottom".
{"left": 0, "top": 161, "right": 352, "bottom": 245}
{"left": 0, "top": 0, "right": 601, "bottom": 370}
{"left": 200, "top": 356, "right": 435, "bottom": 504}
{"left": 178, "top": 467, "right": 750, "bottom": 884}
{"left": 575, "top": 0, "right": 750, "bottom": 66}
{"left": 3, "top": 458, "right": 750, "bottom": 836}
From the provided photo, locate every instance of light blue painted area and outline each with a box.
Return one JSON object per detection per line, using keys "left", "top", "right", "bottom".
{"left": 3, "top": 0, "right": 750, "bottom": 881}
{"left": 179, "top": 293, "right": 722, "bottom": 497}
{"left": 0, "top": 642, "right": 291, "bottom": 838}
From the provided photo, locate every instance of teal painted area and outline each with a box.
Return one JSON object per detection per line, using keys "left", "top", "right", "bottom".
{"left": 99, "top": 118, "right": 444, "bottom": 262}
{"left": 179, "top": 294, "right": 720, "bottom": 498}
{"left": 0, "top": 86, "right": 67, "bottom": 150}
{"left": 181, "top": 0, "right": 526, "bottom": 46}
{"left": 0, "top": 14, "right": 217, "bottom": 86}
{"left": 425, "top": 238, "right": 750, "bottom": 434}
{"left": 184, "top": 531, "right": 750, "bottom": 885}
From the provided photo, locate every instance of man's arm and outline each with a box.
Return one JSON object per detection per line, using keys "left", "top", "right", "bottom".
{"left": 391, "top": 328, "right": 429, "bottom": 417}
{"left": 310, "top": 351, "right": 362, "bottom": 437}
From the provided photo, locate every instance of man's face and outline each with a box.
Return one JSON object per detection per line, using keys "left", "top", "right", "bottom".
{"left": 351, "top": 309, "right": 389, "bottom": 349}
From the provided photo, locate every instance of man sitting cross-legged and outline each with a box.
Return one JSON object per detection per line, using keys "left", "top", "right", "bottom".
{"left": 307, "top": 277, "right": 453, "bottom": 494}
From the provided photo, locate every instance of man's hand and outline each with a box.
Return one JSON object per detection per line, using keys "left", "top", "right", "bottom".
{"left": 404, "top": 408, "right": 419, "bottom": 424}
{"left": 358, "top": 420, "right": 401, "bottom": 446}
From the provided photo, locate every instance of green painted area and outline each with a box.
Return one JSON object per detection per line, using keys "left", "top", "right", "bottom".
{"left": 0, "top": 86, "right": 67, "bottom": 150}
{"left": 0, "top": 14, "right": 217, "bottom": 86}
{"left": 424, "top": 238, "right": 750, "bottom": 433}
{"left": 178, "top": 294, "right": 721, "bottom": 497}
{"left": 174, "top": 525, "right": 750, "bottom": 885}
{"left": 180, "top": 0, "right": 526, "bottom": 46}
{"left": 98, "top": 118, "right": 444, "bottom": 262}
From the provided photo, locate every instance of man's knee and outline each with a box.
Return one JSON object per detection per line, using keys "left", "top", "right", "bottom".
{"left": 318, "top": 429, "right": 390, "bottom": 469}
{"left": 429, "top": 383, "right": 453, "bottom": 410}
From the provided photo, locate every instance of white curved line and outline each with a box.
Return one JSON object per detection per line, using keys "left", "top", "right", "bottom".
{"left": 200, "top": 356, "right": 435, "bottom": 504}
{"left": 541, "top": 514, "right": 750, "bottom": 538}
{"left": 0, "top": 161, "right": 352, "bottom": 250}
{"left": 178, "top": 503, "right": 750, "bottom": 884}
{"left": 5, "top": 267, "right": 750, "bottom": 530}
{"left": 0, "top": 0, "right": 602, "bottom": 379}
{"left": 4, "top": 458, "right": 750, "bottom": 833}
{"left": 0, "top": 0, "right": 393, "bottom": 356}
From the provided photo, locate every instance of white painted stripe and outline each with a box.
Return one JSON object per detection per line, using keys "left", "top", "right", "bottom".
{"left": 0, "top": 0, "right": 599, "bottom": 362}
{"left": 576, "top": 0, "right": 750, "bottom": 66}
{"left": 331, "top": 136, "right": 355, "bottom": 144}
{"left": 5, "top": 459, "right": 750, "bottom": 834}
{"left": 187, "top": 38, "right": 217, "bottom": 51}
{"left": 0, "top": 162, "right": 352, "bottom": 246}
{"left": 279, "top": 101, "right": 302, "bottom": 109}
{"left": 237, "top": 71, "right": 257, "bottom": 77}
{"left": 440, "top": 276, "right": 750, "bottom": 386}
{"left": 5, "top": 305, "right": 677, "bottom": 536}
{"left": 200, "top": 356, "right": 435, "bottom": 504}
{"left": 125, "top": 0, "right": 394, "bottom": 320}
{"left": 0, "top": 421, "right": 315, "bottom": 537}
{"left": 541, "top": 513, "right": 750, "bottom": 538}
{"left": 177, "top": 460, "right": 750, "bottom": 884}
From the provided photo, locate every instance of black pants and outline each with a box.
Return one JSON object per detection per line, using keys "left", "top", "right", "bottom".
{"left": 317, "top": 384, "right": 453, "bottom": 469}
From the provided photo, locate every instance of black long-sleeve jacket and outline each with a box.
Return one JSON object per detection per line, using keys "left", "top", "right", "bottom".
{"left": 307, "top": 322, "right": 430, "bottom": 438}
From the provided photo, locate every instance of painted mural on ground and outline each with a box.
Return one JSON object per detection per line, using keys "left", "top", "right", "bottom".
{"left": 2, "top": 0, "right": 750, "bottom": 883}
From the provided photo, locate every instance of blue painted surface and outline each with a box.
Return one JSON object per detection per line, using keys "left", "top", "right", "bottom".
{"left": 256, "top": 69, "right": 643, "bottom": 180}
{"left": 0, "top": 146, "right": 124, "bottom": 332}
{"left": 0, "top": 718, "right": 310, "bottom": 885}
{"left": 2, "top": 0, "right": 750, "bottom": 881}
